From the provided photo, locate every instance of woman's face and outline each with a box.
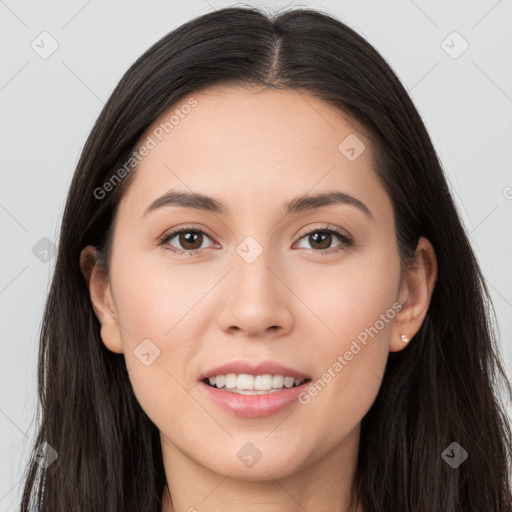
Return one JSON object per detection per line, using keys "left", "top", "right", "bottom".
{"left": 84, "top": 85, "right": 434, "bottom": 485}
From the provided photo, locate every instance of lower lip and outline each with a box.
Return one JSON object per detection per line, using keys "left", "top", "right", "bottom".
{"left": 199, "top": 380, "right": 311, "bottom": 418}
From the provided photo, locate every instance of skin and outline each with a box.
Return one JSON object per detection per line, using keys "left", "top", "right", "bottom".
{"left": 80, "top": 85, "right": 437, "bottom": 512}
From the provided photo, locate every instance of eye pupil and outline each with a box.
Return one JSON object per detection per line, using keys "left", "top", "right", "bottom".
{"left": 180, "top": 231, "right": 202, "bottom": 249}
{"left": 310, "top": 232, "right": 331, "bottom": 250}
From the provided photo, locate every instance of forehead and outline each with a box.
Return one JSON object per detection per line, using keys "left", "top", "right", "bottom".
{"left": 118, "top": 85, "right": 392, "bottom": 225}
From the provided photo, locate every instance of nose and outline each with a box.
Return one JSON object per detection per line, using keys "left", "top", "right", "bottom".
{"left": 216, "top": 244, "right": 294, "bottom": 339}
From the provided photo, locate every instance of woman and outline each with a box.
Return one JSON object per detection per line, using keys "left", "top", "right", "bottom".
{"left": 19, "top": 6, "right": 512, "bottom": 512}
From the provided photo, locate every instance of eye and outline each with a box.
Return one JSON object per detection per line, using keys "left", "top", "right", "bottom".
{"left": 294, "top": 226, "right": 353, "bottom": 255}
{"left": 159, "top": 226, "right": 216, "bottom": 255}
{"left": 159, "top": 225, "right": 353, "bottom": 256}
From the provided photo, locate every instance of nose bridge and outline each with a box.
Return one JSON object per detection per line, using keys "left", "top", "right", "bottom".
{"left": 232, "top": 232, "right": 280, "bottom": 304}
{"left": 216, "top": 232, "right": 292, "bottom": 335}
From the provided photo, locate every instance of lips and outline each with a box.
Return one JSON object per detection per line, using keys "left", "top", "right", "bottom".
{"left": 199, "top": 379, "right": 312, "bottom": 418}
{"left": 198, "top": 359, "right": 311, "bottom": 381}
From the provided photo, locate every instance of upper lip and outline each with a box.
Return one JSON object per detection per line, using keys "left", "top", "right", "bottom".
{"left": 199, "top": 360, "right": 311, "bottom": 381}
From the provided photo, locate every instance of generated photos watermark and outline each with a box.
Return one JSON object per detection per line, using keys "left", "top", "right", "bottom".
{"left": 298, "top": 301, "right": 403, "bottom": 405}
{"left": 93, "top": 97, "right": 198, "bottom": 200}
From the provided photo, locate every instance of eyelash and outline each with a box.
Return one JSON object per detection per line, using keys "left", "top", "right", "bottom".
{"left": 158, "top": 225, "right": 353, "bottom": 256}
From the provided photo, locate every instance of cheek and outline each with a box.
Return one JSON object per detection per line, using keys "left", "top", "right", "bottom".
{"left": 289, "top": 241, "right": 400, "bottom": 350}
{"left": 108, "top": 250, "right": 198, "bottom": 416}
{"left": 291, "top": 248, "right": 399, "bottom": 436}
{"left": 111, "top": 246, "right": 198, "bottom": 338}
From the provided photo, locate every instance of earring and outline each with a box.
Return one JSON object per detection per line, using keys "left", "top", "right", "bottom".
{"left": 400, "top": 334, "right": 409, "bottom": 344}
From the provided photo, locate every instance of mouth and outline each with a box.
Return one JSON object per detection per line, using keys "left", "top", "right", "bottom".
{"left": 199, "top": 374, "right": 313, "bottom": 418}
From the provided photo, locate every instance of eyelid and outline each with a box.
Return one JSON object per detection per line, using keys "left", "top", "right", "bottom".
{"left": 158, "top": 222, "right": 213, "bottom": 238}
{"left": 158, "top": 224, "right": 217, "bottom": 250}
{"left": 293, "top": 224, "right": 353, "bottom": 255}
{"left": 294, "top": 223, "right": 351, "bottom": 241}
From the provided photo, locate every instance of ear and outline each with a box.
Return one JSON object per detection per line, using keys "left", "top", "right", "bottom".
{"left": 79, "top": 245, "right": 123, "bottom": 354}
{"left": 390, "top": 236, "right": 438, "bottom": 352}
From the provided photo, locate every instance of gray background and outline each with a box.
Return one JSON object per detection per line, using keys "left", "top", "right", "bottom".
{"left": 1, "top": 0, "right": 511, "bottom": 509}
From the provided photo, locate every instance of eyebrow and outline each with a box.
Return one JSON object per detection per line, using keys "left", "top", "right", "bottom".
{"left": 142, "top": 189, "right": 375, "bottom": 221}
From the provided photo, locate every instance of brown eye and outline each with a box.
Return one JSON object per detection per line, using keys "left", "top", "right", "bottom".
{"left": 160, "top": 225, "right": 352, "bottom": 256}
{"left": 308, "top": 231, "right": 333, "bottom": 250}
{"left": 295, "top": 227, "right": 352, "bottom": 255}
{"left": 160, "top": 228, "right": 213, "bottom": 254}
{"left": 176, "top": 231, "right": 204, "bottom": 250}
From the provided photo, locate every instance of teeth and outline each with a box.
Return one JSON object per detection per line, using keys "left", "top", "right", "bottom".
{"left": 254, "top": 374, "right": 273, "bottom": 390}
{"left": 225, "top": 373, "right": 237, "bottom": 389}
{"left": 215, "top": 375, "right": 225, "bottom": 388}
{"left": 237, "top": 373, "right": 256, "bottom": 390}
{"left": 284, "top": 376, "right": 295, "bottom": 388}
{"left": 272, "top": 375, "right": 284, "bottom": 388}
{"left": 205, "top": 373, "right": 307, "bottom": 392}
{"left": 224, "top": 388, "right": 284, "bottom": 395}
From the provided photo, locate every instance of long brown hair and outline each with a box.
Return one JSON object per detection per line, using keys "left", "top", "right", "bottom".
{"left": 20, "top": 6, "right": 512, "bottom": 511}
